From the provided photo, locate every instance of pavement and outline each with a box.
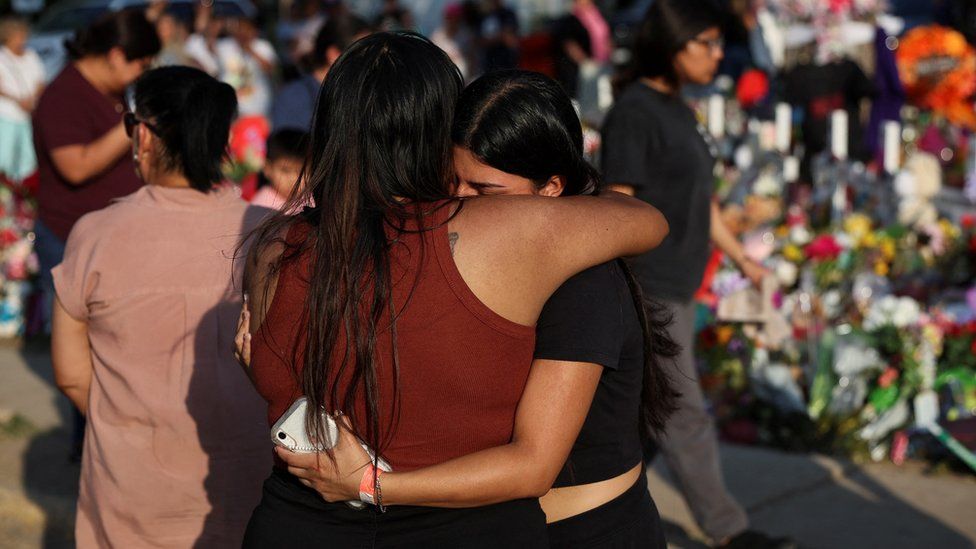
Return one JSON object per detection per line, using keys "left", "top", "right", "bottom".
{"left": 0, "top": 345, "right": 974, "bottom": 549}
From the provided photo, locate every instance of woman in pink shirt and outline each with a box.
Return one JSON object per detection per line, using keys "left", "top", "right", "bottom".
{"left": 51, "top": 66, "right": 271, "bottom": 548}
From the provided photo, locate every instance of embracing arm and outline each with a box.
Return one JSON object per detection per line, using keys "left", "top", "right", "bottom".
{"left": 52, "top": 297, "right": 93, "bottom": 414}
{"left": 49, "top": 123, "right": 130, "bottom": 185}
{"left": 280, "top": 358, "right": 602, "bottom": 507}
{"left": 380, "top": 359, "right": 601, "bottom": 506}
{"left": 449, "top": 192, "right": 667, "bottom": 325}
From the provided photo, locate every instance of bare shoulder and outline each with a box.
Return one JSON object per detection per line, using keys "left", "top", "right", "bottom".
{"left": 448, "top": 195, "right": 553, "bottom": 237}
{"left": 244, "top": 221, "right": 296, "bottom": 331}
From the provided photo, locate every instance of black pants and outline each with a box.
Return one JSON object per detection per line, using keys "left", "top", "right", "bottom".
{"left": 546, "top": 473, "right": 666, "bottom": 549}
{"left": 243, "top": 469, "right": 549, "bottom": 548}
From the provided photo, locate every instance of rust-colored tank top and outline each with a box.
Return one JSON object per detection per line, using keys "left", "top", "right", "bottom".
{"left": 250, "top": 201, "right": 536, "bottom": 472}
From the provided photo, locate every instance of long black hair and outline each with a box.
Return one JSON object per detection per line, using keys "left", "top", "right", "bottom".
{"left": 453, "top": 70, "right": 679, "bottom": 437}
{"left": 629, "top": 0, "right": 723, "bottom": 88}
{"left": 132, "top": 66, "right": 237, "bottom": 193}
{"left": 248, "top": 32, "right": 462, "bottom": 455}
{"left": 66, "top": 9, "right": 161, "bottom": 61}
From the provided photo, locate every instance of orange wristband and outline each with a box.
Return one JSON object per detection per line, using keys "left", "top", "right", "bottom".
{"left": 358, "top": 466, "right": 382, "bottom": 505}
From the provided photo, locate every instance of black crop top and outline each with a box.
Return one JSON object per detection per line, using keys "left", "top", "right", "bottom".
{"left": 534, "top": 261, "right": 644, "bottom": 487}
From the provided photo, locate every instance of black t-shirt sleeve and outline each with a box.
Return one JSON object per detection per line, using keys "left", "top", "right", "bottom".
{"left": 601, "top": 106, "right": 658, "bottom": 190}
{"left": 534, "top": 263, "right": 625, "bottom": 370}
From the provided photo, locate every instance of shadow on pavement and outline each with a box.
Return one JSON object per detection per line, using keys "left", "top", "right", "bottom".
{"left": 21, "top": 427, "right": 78, "bottom": 549}
{"left": 649, "top": 442, "right": 973, "bottom": 549}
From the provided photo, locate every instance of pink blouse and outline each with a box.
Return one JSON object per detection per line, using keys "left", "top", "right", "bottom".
{"left": 53, "top": 185, "right": 272, "bottom": 548}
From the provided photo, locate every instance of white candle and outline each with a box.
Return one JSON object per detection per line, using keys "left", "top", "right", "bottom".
{"left": 883, "top": 120, "right": 901, "bottom": 174}
{"left": 783, "top": 156, "right": 799, "bottom": 182}
{"left": 970, "top": 134, "right": 976, "bottom": 174}
{"left": 830, "top": 110, "right": 849, "bottom": 160}
{"left": 775, "top": 103, "right": 791, "bottom": 153}
{"left": 760, "top": 121, "right": 776, "bottom": 151}
{"left": 707, "top": 94, "right": 725, "bottom": 138}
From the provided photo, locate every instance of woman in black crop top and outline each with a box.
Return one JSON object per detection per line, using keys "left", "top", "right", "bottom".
{"left": 244, "top": 70, "right": 680, "bottom": 548}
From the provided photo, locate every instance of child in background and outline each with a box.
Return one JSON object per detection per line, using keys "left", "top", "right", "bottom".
{"left": 251, "top": 129, "right": 307, "bottom": 211}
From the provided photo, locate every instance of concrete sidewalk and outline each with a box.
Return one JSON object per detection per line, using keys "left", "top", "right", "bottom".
{"left": 1, "top": 346, "right": 975, "bottom": 548}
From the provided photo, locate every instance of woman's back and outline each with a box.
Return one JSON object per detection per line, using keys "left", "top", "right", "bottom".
{"left": 53, "top": 185, "right": 271, "bottom": 547}
{"left": 252, "top": 201, "right": 537, "bottom": 471}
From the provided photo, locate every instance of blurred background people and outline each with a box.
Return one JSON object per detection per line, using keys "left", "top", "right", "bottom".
{"left": 431, "top": 3, "right": 474, "bottom": 81}
{"left": 374, "top": 0, "right": 415, "bottom": 32}
{"left": 218, "top": 15, "right": 277, "bottom": 118}
{"left": 280, "top": 0, "right": 328, "bottom": 62}
{"left": 550, "top": 15, "right": 588, "bottom": 97}
{"left": 185, "top": 3, "right": 225, "bottom": 77}
{"left": 251, "top": 129, "right": 308, "bottom": 210}
{"left": 271, "top": 12, "right": 370, "bottom": 131}
{"left": 32, "top": 8, "right": 160, "bottom": 461}
{"left": 481, "top": 0, "right": 519, "bottom": 71}
{"left": 572, "top": 0, "right": 611, "bottom": 64}
{"left": 51, "top": 66, "right": 269, "bottom": 548}
{"left": 0, "top": 17, "right": 44, "bottom": 183}
{"left": 153, "top": 10, "right": 194, "bottom": 68}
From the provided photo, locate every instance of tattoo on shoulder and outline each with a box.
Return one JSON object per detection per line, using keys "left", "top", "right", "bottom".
{"left": 449, "top": 232, "right": 459, "bottom": 256}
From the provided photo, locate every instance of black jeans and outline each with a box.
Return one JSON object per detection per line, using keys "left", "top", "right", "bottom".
{"left": 243, "top": 469, "right": 549, "bottom": 548}
{"left": 547, "top": 473, "right": 666, "bottom": 549}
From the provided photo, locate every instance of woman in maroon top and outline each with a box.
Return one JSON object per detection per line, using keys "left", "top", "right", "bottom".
{"left": 240, "top": 32, "right": 667, "bottom": 547}
{"left": 32, "top": 9, "right": 159, "bottom": 457}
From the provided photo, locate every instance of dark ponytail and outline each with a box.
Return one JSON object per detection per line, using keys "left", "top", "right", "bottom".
{"left": 66, "top": 9, "right": 160, "bottom": 61}
{"left": 181, "top": 79, "right": 238, "bottom": 189}
{"left": 454, "top": 69, "right": 680, "bottom": 437}
{"left": 133, "top": 66, "right": 238, "bottom": 192}
{"left": 619, "top": 262, "right": 680, "bottom": 436}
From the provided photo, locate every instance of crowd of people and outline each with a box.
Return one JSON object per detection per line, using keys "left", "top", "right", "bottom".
{"left": 0, "top": 0, "right": 821, "bottom": 547}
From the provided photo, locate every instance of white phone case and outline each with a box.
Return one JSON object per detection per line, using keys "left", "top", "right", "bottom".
{"left": 270, "top": 397, "right": 392, "bottom": 510}
{"left": 271, "top": 397, "right": 339, "bottom": 452}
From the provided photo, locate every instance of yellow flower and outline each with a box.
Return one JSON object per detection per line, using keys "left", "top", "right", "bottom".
{"left": 880, "top": 239, "right": 896, "bottom": 261}
{"left": 861, "top": 232, "right": 878, "bottom": 249}
{"left": 939, "top": 219, "right": 960, "bottom": 241}
{"left": 784, "top": 244, "right": 804, "bottom": 263}
{"left": 844, "top": 214, "right": 872, "bottom": 245}
{"left": 922, "top": 325, "right": 944, "bottom": 356}
{"left": 874, "top": 261, "right": 889, "bottom": 277}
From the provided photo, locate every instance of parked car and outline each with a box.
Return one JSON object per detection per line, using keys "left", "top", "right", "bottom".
{"left": 27, "top": 0, "right": 257, "bottom": 80}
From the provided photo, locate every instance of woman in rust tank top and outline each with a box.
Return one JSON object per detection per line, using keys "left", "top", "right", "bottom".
{"left": 241, "top": 32, "right": 668, "bottom": 548}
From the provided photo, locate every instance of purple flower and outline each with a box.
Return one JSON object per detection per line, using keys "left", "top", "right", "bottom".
{"left": 729, "top": 338, "right": 745, "bottom": 353}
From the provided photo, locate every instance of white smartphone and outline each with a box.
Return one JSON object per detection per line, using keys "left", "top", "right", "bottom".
{"left": 271, "top": 397, "right": 392, "bottom": 509}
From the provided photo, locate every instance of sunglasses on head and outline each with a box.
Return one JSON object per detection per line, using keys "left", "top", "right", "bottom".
{"left": 123, "top": 112, "right": 161, "bottom": 138}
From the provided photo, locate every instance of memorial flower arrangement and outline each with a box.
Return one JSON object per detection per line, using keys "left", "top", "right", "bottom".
{"left": 698, "top": 190, "right": 976, "bottom": 462}
{"left": 772, "top": 0, "right": 889, "bottom": 63}
{"left": 896, "top": 25, "right": 976, "bottom": 130}
{"left": 0, "top": 176, "right": 39, "bottom": 338}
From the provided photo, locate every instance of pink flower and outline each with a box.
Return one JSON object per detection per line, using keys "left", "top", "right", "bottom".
{"left": 878, "top": 367, "right": 899, "bottom": 388}
{"left": 829, "top": 0, "right": 852, "bottom": 14}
